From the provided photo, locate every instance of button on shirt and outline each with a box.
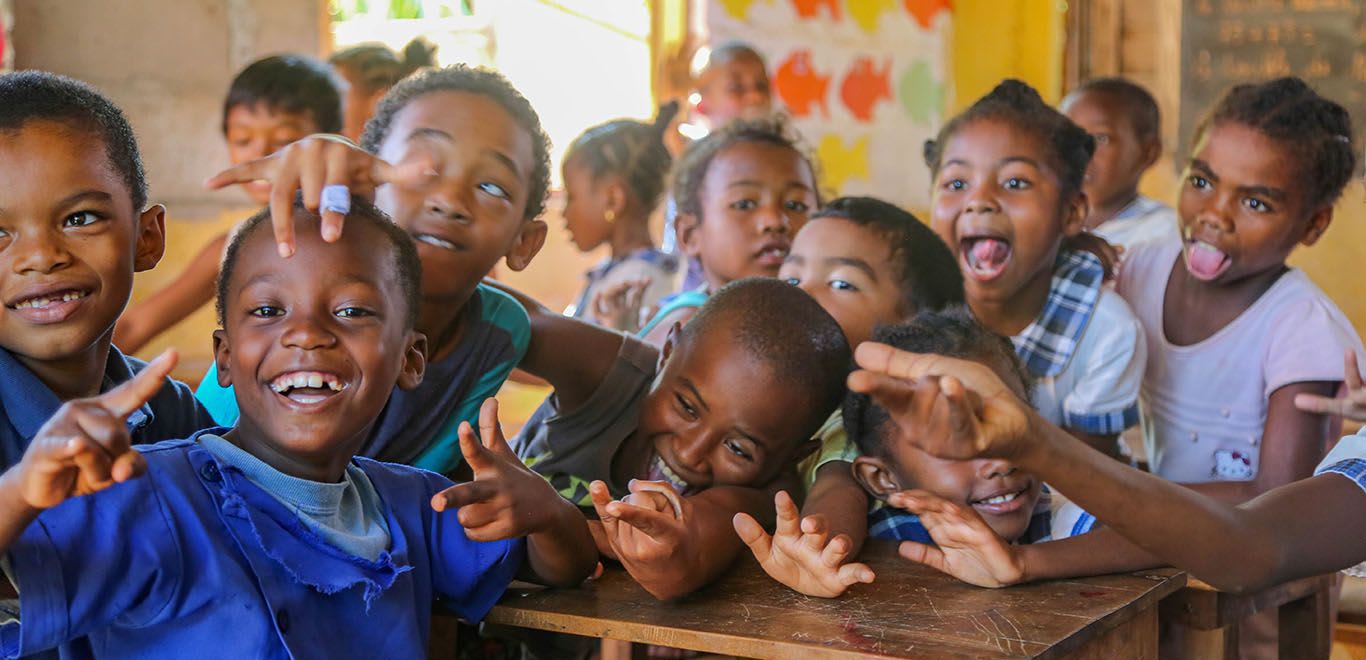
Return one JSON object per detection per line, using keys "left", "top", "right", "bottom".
{"left": 0, "top": 434, "right": 524, "bottom": 659}
{"left": 0, "top": 346, "right": 215, "bottom": 469}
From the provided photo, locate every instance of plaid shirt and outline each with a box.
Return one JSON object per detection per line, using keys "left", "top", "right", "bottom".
{"left": 1011, "top": 250, "right": 1105, "bottom": 379}
{"left": 866, "top": 487, "right": 1093, "bottom": 545}
{"left": 1321, "top": 459, "right": 1366, "bottom": 494}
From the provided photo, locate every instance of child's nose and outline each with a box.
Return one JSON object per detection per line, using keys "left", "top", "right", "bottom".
{"left": 672, "top": 436, "right": 713, "bottom": 474}
{"left": 424, "top": 180, "right": 474, "bottom": 224}
{"left": 280, "top": 313, "right": 339, "bottom": 350}
{"left": 11, "top": 229, "right": 73, "bottom": 275}
{"left": 757, "top": 203, "right": 790, "bottom": 233}
{"left": 978, "top": 458, "right": 1017, "bottom": 480}
{"left": 964, "top": 187, "right": 999, "bottom": 215}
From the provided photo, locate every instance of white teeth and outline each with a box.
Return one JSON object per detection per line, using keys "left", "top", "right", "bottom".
{"left": 307, "top": 374, "right": 323, "bottom": 389}
{"left": 415, "top": 234, "right": 457, "bottom": 251}
{"left": 14, "top": 290, "right": 86, "bottom": 310}
{"left": 269, "top": 371, "right": 344, "bottom": 396}
{"left": 1193, "top": 241, "right": 1221, "bottom": 253}
{"left": 980, "top": 491, "right": 1020, "bottom": 505}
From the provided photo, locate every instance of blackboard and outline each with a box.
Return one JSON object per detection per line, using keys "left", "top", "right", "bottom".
{"left": 1179, "top": 0, "right": 1365, "bottom": 166}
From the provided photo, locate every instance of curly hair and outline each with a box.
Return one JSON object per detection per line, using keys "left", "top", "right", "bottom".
{"left": 670, "top": 114, "right": 817, "bottom": 219}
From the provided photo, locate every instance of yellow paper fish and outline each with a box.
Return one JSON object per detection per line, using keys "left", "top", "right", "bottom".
{"left": 817, "top": 134, "right": 871, "bottom": 191}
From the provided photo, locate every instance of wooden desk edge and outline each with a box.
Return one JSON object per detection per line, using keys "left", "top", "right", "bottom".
{"left": 1160, "top": 574, "right": 1333, "bottom": 630}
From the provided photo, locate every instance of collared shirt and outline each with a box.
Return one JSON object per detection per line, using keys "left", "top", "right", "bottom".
{"left": 1, "top": 433, "right": 524, "bottom": 659}
{"left": 1013, "top": 250, "right": 1145, "bottom": 435}
{"left": 1316, "top": 428, "right": 1366, "bottom": 493}
{"left": 866, "top": 487, "right": 1094, "bottom": 545}
{"left": 0, "top": 346, "right": 214, "bottom": 470}
{"left": 196, "top": 283, "right": 531, "bottom": 475}
{"left": 1091, "top": 195, "right": 1179, "bottom": 250}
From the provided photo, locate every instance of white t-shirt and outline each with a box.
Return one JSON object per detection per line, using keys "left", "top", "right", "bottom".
{"left": 1117, "top": 239, "right": 1365, "bottom": 483}
{"left": 1092, "top": 195, "right": 1180, "bottom": 250}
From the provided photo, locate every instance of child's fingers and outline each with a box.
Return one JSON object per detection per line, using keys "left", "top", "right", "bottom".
{"left": 1294, "top": 392, "right": 1345, "bottom": 416}
{"left": 939, "top": 376, "right": 983, "bottom": 441}
{"left": 773, "top": 490, "right": 801, "bottom": 537}
{"left": 374, "top": 156, "right": 439, "bottom": 190}
{"left": 1346, "top": 351, "right": 1363, "bottom": 391}
{"left": 268, "top": 150, "right": 301, "bottom": 258}
{"left": 837, "top": 561, "right": 876, "bottom": 587}
{"left": 297, "top": 138, "right": 327, "bottom": 213}
{"left": 848, "top": 371, "right": 919, "bottom": 419}
{"left": 853, "top": 343, "right": 940, "bottom": 381}
{"left": 319, "top": 143, "right": 355, "bottom": 242}
{"left": 732, "top": 512, "right": 772, "bottom": 557}
{"left": 604, "top": 501, "right": 676, "bottom": 541}
{"left": 97, "top": 350, "right": 177, "bottom": 419}
{"left": 476, "top": 398, "right": 514, "bottom": 458}
{"left": 456, "top": 421, "right": 494, "bottom": 472}
{"left": 627, "top": 479, "right": 684, "bottom": 519}
{"left": 898, "top": 540, "right": 946, "bottom": 571}
{"left": 588, "top": 481, "right": 619, "bottom": 532}
{"left": 798, "top": 514, "right": 829, "bottom": 554}
{"left": 430, "top": 480, "right": 496, "bottom": 512}
{"left": 204, "top": 157, "right": 276, "bottom": 190}
{"left": 887, "top": 489, "right": 948, "bottom": 515}
{"left": 819, "top": 533, "right": 851, "bottom": 568}
{"left": 110, "top": 448, "right": 147, "bottom": 484}
{"left": 67, "top": 436, "right": 115, "bottom": 488}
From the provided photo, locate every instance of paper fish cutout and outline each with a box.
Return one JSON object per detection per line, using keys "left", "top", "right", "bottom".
{"left": 718, "top": 0, "right": 765, "bottom": 20}
{"left": 840, "top": 56, "right": 892, "bottom": 122}
{"left": 898, "top": 59, "right": 944, "bottom": 125}
{"left": 903, "top": 0, "right": 952, "bottom": 30}
{"left": 816, "top": 134, "right": 871, "bottom": 190}
{"left": 847, "top": 0, "right": 898, "bottom": 33}
{"left": 791, "top": 0, "right": 841, "bottom": 20}
{"left": 775, "top": 50, "right": 831, "bottom": 118}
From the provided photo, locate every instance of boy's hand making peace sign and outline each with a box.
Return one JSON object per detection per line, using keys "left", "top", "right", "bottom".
{"left": 14, "top": 350, "right": 177, "bottom": 510}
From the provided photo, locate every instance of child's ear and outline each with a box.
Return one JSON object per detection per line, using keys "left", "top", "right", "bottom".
{"left": 605, "top": 179, "right": 628, "bottom": 217}
{"left": 1139, "top": 136, "right": 1163, "bottom": 171}
{"left": 658, "top": 322, "right": 683, "bottom": 371}
{"left": 212, "top": 329, "right": 232, "bottom": 387}
{"left": 503, "top": 219, "right": 548, "bottom": 272}
{"left": 133, "top": 204, "right": 168, "bottom": 272}
{"left": 1060, "top": 191, "right": 1089, "bottom": 238}
{"left": 397, "top": 330, "right": 427, "bottom": 391}
{"left": 1300, "top": 206, "right": 1333, "bottom": 247}
{"left": 677, "top": 212, "right": 703, "bottom": 259}
{"left": 852, "top": 456, "right": 902, "bottom": 500}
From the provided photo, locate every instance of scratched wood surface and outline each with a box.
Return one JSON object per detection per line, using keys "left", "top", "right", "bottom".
{"left": 484, "top": 541, "right": 1186, "bottom": 659}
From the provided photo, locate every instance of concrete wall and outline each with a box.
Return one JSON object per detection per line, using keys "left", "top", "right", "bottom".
{"left": 12, "top": 0, "right": 326, "bottom": 217}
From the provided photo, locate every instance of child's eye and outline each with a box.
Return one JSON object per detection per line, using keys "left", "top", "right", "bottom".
{"left": 675, "top": 393, "right": 699, "bottom": 419}
{"left": 942, "top": 178, "right": 966, "bottom": 191}
{"left": 829, "top": 279, "right": 857, "bottom": 292}
{"left": 1188, "top": 174, "right": 1210, "bottom": 190}
{"left": 723, "top": 439, "right": 753, "bottom": 461}
{"left": 1243, "top": 197, "right": 1272, "bottom": 213}
{"left": 784, "top": 200, "right": 810, "bottom": 213}
{"left": 335, "top": 306, "right": 375, "bottom": 318}
{"left": 1003, "top": 177, "right": 1031, "bottom": 190}
{"left": 1092, "top": 133, "right": 1111, "bottom": 145}
{"left": 62, "top": 211, "right": 103, "bottom": 228}
{"left": 478, "top": 182, "right": 510, "bottom": 200}
{"left": 782, "top": 276, "right": 802, "bottom": 286}
{"left": 249, "top": 305, "right": 284, "bottom": 318}
{"left": 729, "top": 199, "right": 757, "bottom": 211}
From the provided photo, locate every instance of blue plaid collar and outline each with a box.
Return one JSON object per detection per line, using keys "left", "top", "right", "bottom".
{"left": 1010, "top": 250, "right": 1105, "bottom": 378}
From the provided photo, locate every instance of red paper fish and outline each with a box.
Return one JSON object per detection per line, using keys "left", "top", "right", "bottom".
{"left": 791, "top": 0, "right": 841, "bottom": 20}
{"left": 840, "top": 57, "right": 892, "bottom": 122}
{"left": 904, "top": 0, "right": 952, "bottom": 29}
{"left": 775, "top": 50, "right": 831, "bottom": 118}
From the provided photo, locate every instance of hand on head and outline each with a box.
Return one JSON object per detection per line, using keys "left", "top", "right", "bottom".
{"left": 1295, "top": 350, "right": 1366, "bottom": 423}
{"left": 846, "top": 342, "right": 1033, "bottom": 462}
{"left": 205, "top": 134, "right": 437, "bottom": 257}
{"left": 430, "top": 398, "right": 564, "bottom": 541}
{"left": 15, "top": 350, "right": 178, "bottom": 510}
{"left": 889, "top": 489, "right": 1026, "bottom": 588}
{"left": 588, "top": 276, "right": 653, "bottom": 332}
{"left": 733, "top": 490, "right": 874, "bottom": 598}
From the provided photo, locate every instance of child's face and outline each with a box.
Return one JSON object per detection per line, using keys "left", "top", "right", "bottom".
{"left": 1062, "top": 90, "right": 1156, "bottom": 214}
{"left": 855, "top": 354, "right": 1041, "bottom": 542}
{"left": 0, "top": 121, "right": 164, "bottom": 363}
{"left": 633, "top": 323, "right": 821, "bottom": 494}
{"left": 213, "top": 215, "right": 424, "bottom": 475}
{"left": 930, "top": 118, "right": 1084, "bottom": 305}
{"left": 680, "top": 141, "right": 817, "bottom": 289}
{"left": 698, "top": 54, "right": 773, "bottom": 124}
{"left": 560, "top": 156, "right": 616, "bottom": 252}
{"left": 374, "top": 90, "right": 547, "bottom": 302}
{"left": 334, "top": 65, "right": 384, "bottom": 143}
{"left": 1177, "top": 122, "right": 1327, "bottom": 285}
{"left": 224, "top": 103, "right": 321, "bottom": 205}
{"left": 780, "top": 217, "right": 905, "bottom": 348}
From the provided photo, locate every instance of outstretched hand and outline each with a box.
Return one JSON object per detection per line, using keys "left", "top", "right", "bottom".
{"left": 847, "top": 343, "right": 1033, "bottom": 462}
{"left": 16, "top": 350, "right": 177, "bottom": 510}
{"left": 590, "top": 479, "right": 699, "bottom": 599}
{"left": 1295, "top": 351, "right": 1366, "bottom": 423}
{"left": 889, "top": 490, "right": 1026, "bottom": 588}
{"left": 205, "top": 134, "right": 437, "bottom": 257}
{"left": 734, "top": 490, "right": 874, "bottom": 598}
{"left": 431, "top": 399, "right": 565, "bottom": 541}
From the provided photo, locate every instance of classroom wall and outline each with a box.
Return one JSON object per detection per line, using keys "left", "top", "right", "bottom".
{"left": 12, "top": 0, "right": 326, "bottom": 218}
{"left": 950, "top": 0, "right": 1067, "bottom": 109}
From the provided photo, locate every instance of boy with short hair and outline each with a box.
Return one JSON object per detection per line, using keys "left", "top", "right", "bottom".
{"left": 1060, "top": 77, "right": 1178, "bottom": 248}
{"left": 115, "top": 54, "right": 344, "bottom": 353}
{"left": 0, "top": 71, "right": 215, "bottom": 468}
{"left": 505, "top": 277, "right": 850, "bottom": 600}
{"left": 0, "top": 198, "right": 594, "bottom": 658}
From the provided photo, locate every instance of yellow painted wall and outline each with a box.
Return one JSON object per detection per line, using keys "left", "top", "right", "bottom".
{"left": 950, "top": 0, "right": 1067, "bottom": 109}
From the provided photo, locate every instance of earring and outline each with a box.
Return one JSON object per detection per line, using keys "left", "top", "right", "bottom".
{"left": 604, "top": 210, "right": 616, "bottom": 223}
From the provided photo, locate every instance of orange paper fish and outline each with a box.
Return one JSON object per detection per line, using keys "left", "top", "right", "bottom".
{"left": 904, "top": 0, "right": 952, "bottom": 30}
{"left": 791, "top": 0, "right": 841, "bottom": 20}
{"left": 840, "top": 57, "right": 892, "bottom": 122}
{"left": 775, "top": 50, "right": 831, "bottom": 118}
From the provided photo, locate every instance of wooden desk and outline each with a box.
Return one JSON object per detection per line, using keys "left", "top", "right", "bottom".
{"left": 1159, "top": 574, "right": 1334, "bottom": 659}
{"left": 483, "top": 542, "right": 1186, "bottom": 659}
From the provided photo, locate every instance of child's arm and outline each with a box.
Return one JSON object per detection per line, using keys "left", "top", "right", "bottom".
{"left": 848, "top": 343, "right": 1366, "bottom": 593}
{"left": 589, "top": 480, "right": 771, "bottom": 600}
{"left": 1296, "top": 351, "right": 1366, "bottom": 422}
{"left": 733, "top": 489, "right": 874, "bottom": 598}
{"left": 0, "top": 352, "right": 176, "bottom": 551}
{"left": 114, "top": 233, "right": 227, "bottom": 353}
{"left": 431, "top": 400, "right": 597, "bottom": 587}
{"left": 1184, "top": 381, "right": 1338, "bottom": 504}
{"left": 206, "top": 134, "right": 436, "bottom": 257}
{"left": 481, "top": 280, "right": 629, "bottom": 412}
{"left": 801, "top": 461, "right": 870, "bottom": 553}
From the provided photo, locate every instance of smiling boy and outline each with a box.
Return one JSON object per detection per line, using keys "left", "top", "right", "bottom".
{"left": 0, "top": 72, "right": 215, "bottom": 468}
{"left": 0, "top": 198, "right": 593, "bottom": 658}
